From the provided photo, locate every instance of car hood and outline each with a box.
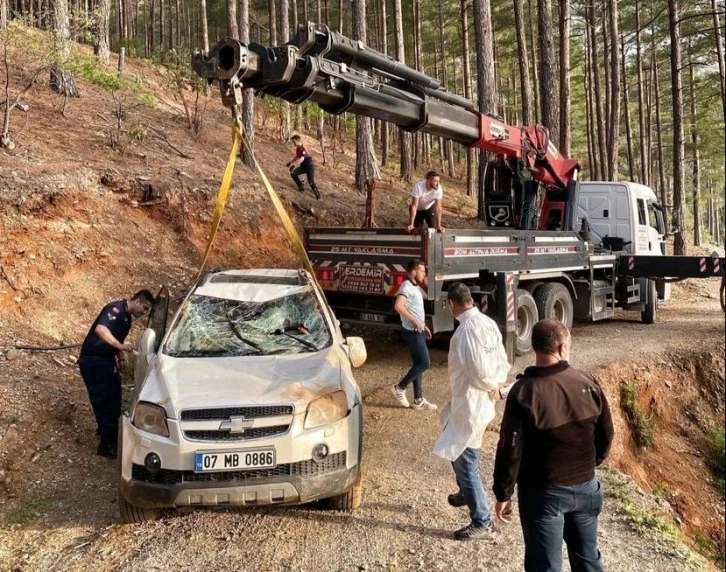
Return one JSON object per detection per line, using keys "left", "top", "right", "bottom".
{"left": 138, "top": 346, "right": 355, "bottom": 419}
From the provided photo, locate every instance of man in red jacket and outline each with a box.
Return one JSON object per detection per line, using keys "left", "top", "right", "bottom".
{"left": 493, "top": 319, "right": 614, "bottom": 572}
{"left": 287, "top": 135, "right": 321, "bottom": 199}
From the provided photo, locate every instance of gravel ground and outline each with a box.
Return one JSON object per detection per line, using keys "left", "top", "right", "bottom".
{"left": 0, "top": 288, "right": 722, "bottom": 572}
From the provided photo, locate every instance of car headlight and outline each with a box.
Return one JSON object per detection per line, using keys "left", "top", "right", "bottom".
{"left": 304, "top": 390, "right": 348, "bottom": 429}
{"left": 132, "top": 402, "right": 170, "bottom": 437}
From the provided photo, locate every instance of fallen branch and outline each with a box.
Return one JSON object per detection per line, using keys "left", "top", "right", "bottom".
{"left": 148, "top": 127, "right": 190, "bottom": 158}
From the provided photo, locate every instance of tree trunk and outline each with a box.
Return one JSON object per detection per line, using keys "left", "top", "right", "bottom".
{"left": 380, "top": 0, "right": 389, "bottom": 167}
{"left": 584, "top": 45, "right": 597, "bottom": 179}
{"left": 473, "top": 0, "right": 495, "bottom": 221}
{"left": 227, "top": 0, "right": 238, "bottom": 38}
{"left": 1, "top": 0, "right": 8, "bottom": 30}
{"left": 438, "top": 0, "right": 454, "bottom": 177}
{"left": 588, "top": 5, "right": 606, "bottom": 179}
{"left": 537, "top": 0, "right": 558, "bottom": 145}
{"left": 528, "top": 0, "right": 540, "bottom": 122}
{"left": 159, "top": 0, "right": 164, "bottom": 52}
{"left": 94, "top": 0, "right": 111, "bottom": 64}
{"left": 461, "top": 0, "right": 475, "bottom": 195}
{"left": 668, "top": 0, "right": 686, "bottom": 255}
{"left": 393, "top": 0, "right": 412, "bottom": 181}
{"left": 269, "top": 0, "right": 277, "bottom": 44}
{"left": 653, "top": 41, "right": 666, "bottom": 206}
{"left": 280, "top": 0, "right": 290, "bottom": 140}
{"left": 605, "top": 0, "right": 619, "bottom": 180}
{"left": 513, "top": 0, "right": 531, "bottom": 125}
{"left": 353, "top": 0, "right": 381, "bottom": 191}
{"left": 634, "top": 0, "right": 648, "bottom": 184}
{"left": 558, "top": 0, "right": 570, "bottom": 156}
{"left": 199, "top": 0, "right": 209, "bottom": 51}
{"left": 620, "top": 29, "right": 634, "bottom": 182}
{"left": 239, "top": 0, "right": 255, "bottom": 168}
{"left": 689, "top": 55, "right": 701, "bottom": 247}
{"left": 712, "top": 0, "right": 726, "bottom": 129}
{"left": 316, "top": 0, "right": 324, "bottom": 155}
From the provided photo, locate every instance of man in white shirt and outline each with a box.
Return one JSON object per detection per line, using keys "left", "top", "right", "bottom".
{"left": 391, "top": 259, "right": 438, "bottom": 410}
{"left": 407, "top": 170, "right": 445, "bottom": 232}
{"left": 433, "top": 282, "right": 511, "bottom": 540}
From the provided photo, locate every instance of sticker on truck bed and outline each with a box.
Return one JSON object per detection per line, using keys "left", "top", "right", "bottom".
{"left": 339, "top": 265, "right": 386, "bottom": 294}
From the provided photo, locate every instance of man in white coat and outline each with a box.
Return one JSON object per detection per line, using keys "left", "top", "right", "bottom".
{"left": 433, "top": 282, "right": 511, "bottom": 540}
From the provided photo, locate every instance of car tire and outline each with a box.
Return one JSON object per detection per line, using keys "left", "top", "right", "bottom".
{"left": 515, "top": 289, "right": 538, "bottom": 356}
{"left": 534, "top": 282, "right": 574, "bottom": 330}
{"left": 326, "top": 472, "right": 362, "bottom": 512}
{"left": 119, "top": 492, "right": 159, "bottom": 523}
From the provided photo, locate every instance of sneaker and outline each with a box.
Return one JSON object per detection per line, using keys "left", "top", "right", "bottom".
{"left": 412, "top": 397, "right": 438, "bottom": 410}
{"left": 312, "top": 186, "right": 321, "bottom": 200}
{"left": 296, "top": 185, "right": 306, "bottom": 193}
{"left": 454, "top": 523, "right": 495, "bottom": 541}
{"left": 391, "top": 384, "right": 410, "bottom": 408}
{"left": 448, "top": 491, "right": 468, "bottom": 508}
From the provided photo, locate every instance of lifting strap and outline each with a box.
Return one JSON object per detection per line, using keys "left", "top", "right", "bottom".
{"left": 197, "top": 119, "right": 316, "bottom": 280}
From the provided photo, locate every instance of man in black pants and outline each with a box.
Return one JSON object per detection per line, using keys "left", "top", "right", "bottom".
{"left": 406, "top": 170, "right": 445, "bottom": 232}
{"left": 287, "top": 134, "right": 321, "bottom": 199}
{"left": 78, "top": 290, "right": 155, "bottom": 459}
{"left": 493, "top": 319, "right": 614, "bottom": 572}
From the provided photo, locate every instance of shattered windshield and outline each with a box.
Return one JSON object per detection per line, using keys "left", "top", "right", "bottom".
{"left": 163, "top": 291, "right": 332, "bottom": 357}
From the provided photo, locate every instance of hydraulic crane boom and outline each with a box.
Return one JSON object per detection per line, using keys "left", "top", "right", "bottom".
{"left": 193, "top": 23, "right": 582, "bottom": 232}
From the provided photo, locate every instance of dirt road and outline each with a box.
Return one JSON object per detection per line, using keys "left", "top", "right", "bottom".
{"left": 0, "top": 290, "right": 723, "bottom": 572}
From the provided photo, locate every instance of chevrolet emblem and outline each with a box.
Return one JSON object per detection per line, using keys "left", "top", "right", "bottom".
{"left": 219, "top": 416, "right": 254, "bottom": 433}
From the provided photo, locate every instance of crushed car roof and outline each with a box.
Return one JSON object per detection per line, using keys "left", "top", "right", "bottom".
{"left": 194, "top": 269, "right": 312, "bottom": 303}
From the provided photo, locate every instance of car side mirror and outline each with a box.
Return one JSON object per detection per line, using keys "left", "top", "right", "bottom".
{"left": 343, "top": 336, "right": 367, "bottom": 368}
{"left": 137, "top": 328, "right": 156, "bottom": 363}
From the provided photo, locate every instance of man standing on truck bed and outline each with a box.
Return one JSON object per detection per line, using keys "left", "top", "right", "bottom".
{"left": 407, "top": 170, "right": 445, "bottom": 232}
{"left": 78, "top": 290, "right": 155, "bottom": 459}
{"left": 287, "top": 134, "right": 321, "bottom": 199}
{"left": 391, "top": 259, "right": 438, "bottom": 410}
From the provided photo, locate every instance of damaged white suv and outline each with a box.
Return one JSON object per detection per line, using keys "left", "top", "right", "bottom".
{"left": 119, "top": 269, "right": 366, "bottom": 523}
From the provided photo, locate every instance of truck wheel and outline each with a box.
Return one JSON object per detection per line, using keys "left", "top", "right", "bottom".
{"left": 515, "top": 289, "right": 538, "bottom": 356}
{"left": 641, "top": 279, "right": 657, "bottom": 324}
{"left": 119, "top": 492, "right": 159, "bottom": 523}
{"left": 326, "top": 472, "right": 362, "bottom": 512}
{"left": 534, "top": 283, "right": 574, "bottom": 330}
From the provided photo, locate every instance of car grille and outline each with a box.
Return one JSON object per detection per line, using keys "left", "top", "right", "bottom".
{"left": 180, "top": 406, "right": 294, "bottom": 420}
{"left": 184, "top": 425, "right": 289, "bottom": 441}
{"left": 131, "top": 452, "right": 347, "bottom": 485}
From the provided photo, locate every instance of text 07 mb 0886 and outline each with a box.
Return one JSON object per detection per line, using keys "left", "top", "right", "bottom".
{"left": 194, "top": 449, "right": 275, "bottom": 472}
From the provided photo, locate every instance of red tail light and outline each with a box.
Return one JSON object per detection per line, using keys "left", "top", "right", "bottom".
{"left": 392, "top": 273, "right": 406, "bottom": 286}
{"left": 315, "top": 268, "right": 334, "bottom": 281}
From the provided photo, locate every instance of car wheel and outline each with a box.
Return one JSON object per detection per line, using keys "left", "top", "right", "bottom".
{"left": 119, "top": 492, "right": 159, "bottom": 523}
{"left": 325, "top": 472, "right": 362, "bottom": 512}
{"left": 534, "top": 282, "right": 574, "bottom": 330}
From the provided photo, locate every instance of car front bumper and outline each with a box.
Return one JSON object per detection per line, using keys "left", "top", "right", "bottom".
{"left": 119, "top": 405, "right": 361, "bottom": 509}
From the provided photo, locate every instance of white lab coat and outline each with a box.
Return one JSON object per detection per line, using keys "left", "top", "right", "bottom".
{"left": 433, "top": 307, "right": 511, "bottom": 462}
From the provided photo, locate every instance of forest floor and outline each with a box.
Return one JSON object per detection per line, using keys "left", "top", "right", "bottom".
{"left": 0, "top": 28, "right": 724, "bottom": 572}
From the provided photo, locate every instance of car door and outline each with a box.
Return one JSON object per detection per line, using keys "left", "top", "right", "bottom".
{"left": 134, "top": 286, "right": 169, "bottom": 400}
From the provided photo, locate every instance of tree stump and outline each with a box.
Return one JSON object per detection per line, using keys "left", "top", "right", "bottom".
{"left": 49, "top": 67, "right": 80, "bottom": 98}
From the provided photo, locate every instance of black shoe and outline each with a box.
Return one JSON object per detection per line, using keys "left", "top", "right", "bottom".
{"left": 312, "top": 186, "right": 321, "bottom": 199}
{"left": 448, "top": 491, "right": 467, "bottom": 508}
{"left": 97, "top": 441, "right": 118, "bottom": 459}
{"left": 454, "top": 523, "right": 495, "bottom": 541}
{"left": 296, "top": 185, "right": 306, "bottom": 193}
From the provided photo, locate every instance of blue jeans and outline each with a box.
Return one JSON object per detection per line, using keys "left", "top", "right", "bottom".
{"left": 452, "top": 447, "right": 492, "bottom": 527}
{"left": 518, "top": 477, "right": 605, "bottom": 572}
{"left": 398, "top": 328, "right": 430, "bottom": 400}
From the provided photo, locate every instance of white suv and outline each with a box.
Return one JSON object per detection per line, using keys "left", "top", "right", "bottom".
{"left": 119, "top": 269, "right": 366, "bottom": 522}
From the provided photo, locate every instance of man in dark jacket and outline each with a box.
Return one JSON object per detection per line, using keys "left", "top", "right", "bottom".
{"left": 287, "top": 134, "right": 321, "bottom": 199}
{"left": 78, "top": 290, "right": 155, "bottom": 459}
{"left": 493, "top": 319, "right": 614, "bottom": 572}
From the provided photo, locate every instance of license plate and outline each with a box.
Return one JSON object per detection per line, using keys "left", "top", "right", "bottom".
{"left": 194, "top": 449, "right": 275, "bottom": 472}
{"left": 359, "top": 312, "right": 385, "bottom": 323}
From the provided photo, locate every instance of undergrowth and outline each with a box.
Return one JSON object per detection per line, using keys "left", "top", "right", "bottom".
{"left": 620, "top": 382, "right": 655, "bottom": 448}
{"left": 705, "top": 429, "right": 725, "bottom": 491}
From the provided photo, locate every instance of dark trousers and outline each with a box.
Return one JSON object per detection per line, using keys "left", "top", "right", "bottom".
{"left": 413, "top": 206, "right": 435, "bottom": 229}
{"left": 518, "top": 477, "right": 605, "bottom": 572}
{"left": 397, "top": 328, "right": 430, "bottom": 400}
{"left": 78, "top": 355, "right": 122, "bottom": 444}
{"left": 291, "top": 158, "right": 317, "bottom": 189}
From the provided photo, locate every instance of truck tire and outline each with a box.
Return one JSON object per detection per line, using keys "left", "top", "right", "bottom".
{"left": 641, "top": 279, "right": 657, "bottom": 324}
{"left": 515, "top": 289, "right": 538, "bottom": 356}
{"left": 326, "top": 472, "right": 362, "bottom": 512}
{"left": 119, "top": 492, "right": 159, "bottom": 523}
{"left": 534, "top": 283, "right": 574, "bottom": 330}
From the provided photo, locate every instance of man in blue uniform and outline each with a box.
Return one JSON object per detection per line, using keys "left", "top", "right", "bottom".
{"left": 78, "top": 290, "right": 155, "bottom": 459}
